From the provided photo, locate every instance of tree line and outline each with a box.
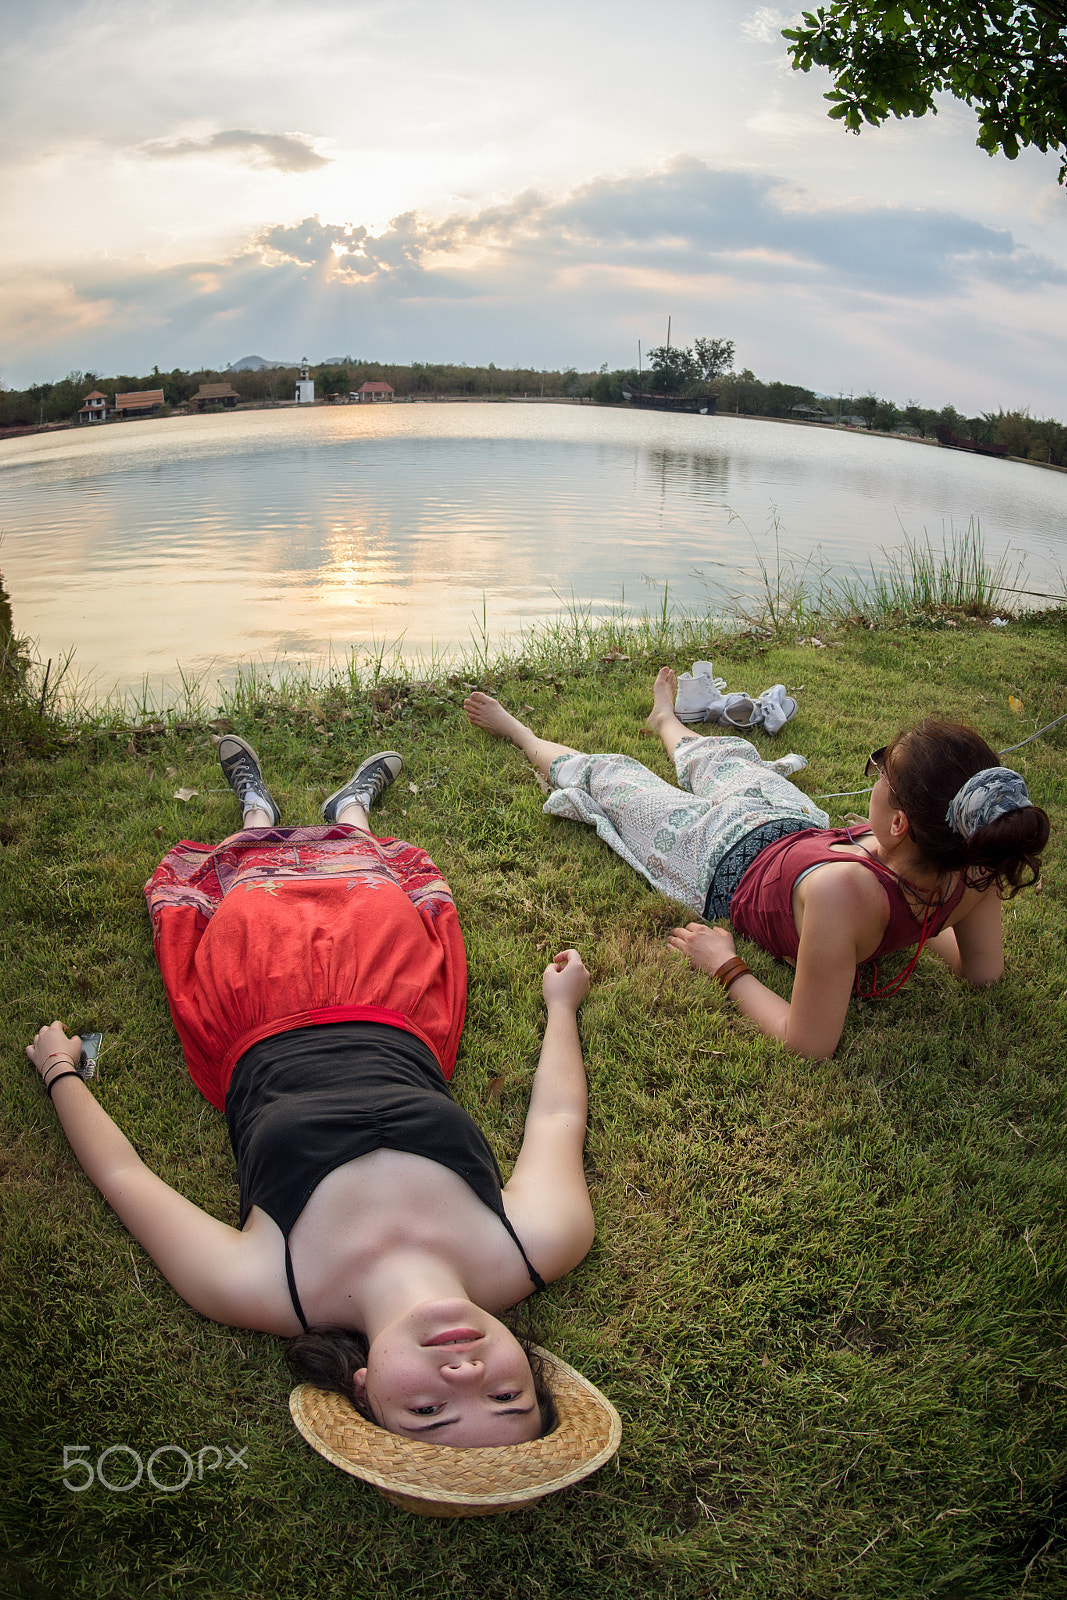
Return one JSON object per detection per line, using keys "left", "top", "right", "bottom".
{"left": 0, "top": 359, "right": 593, "bottom": 429}
{"left": 591, "top": 338, "right": 1067, "bottom": 465}
{"left": 2, "top": 353, "right": 1064, "bottom": 467}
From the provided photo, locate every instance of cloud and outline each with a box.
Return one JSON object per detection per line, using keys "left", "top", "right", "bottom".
{"left": 390, "top": 160, "right": 1066, "bottom": 298}
{"left": 255, "top": 213, "right": 435, "bottom": 283}
{"left": 140, "top": 129, "right": 329, "bottom": 173}
{"left": 2, "top": 157, "right": 1064, "bottom": 414}
{"left": 739, "top": 7, "right": 793, "bottom": 46}
{"left": 0, "top": 271, "right": 117, "bottom": 347}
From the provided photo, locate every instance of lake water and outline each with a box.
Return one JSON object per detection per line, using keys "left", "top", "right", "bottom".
{"left": 2, "top": 403, "right": 1064, "bottom": 704}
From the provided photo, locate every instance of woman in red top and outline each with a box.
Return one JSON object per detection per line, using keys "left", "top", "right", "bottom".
{"left": 27, "top": 741, "right": 598, "bottom": 1451}
{"left": 465, "top": 670, "right": 1049, "bottom": 1060}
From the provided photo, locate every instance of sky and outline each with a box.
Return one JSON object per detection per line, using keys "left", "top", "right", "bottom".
{"left": 2, "top": 0, "right": 1065, "bottom": 416}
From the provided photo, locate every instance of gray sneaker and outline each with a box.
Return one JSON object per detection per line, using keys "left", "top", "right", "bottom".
{"left": 322, "top": 751, "right": 403, "bottom": 823}
{"left": 216, "top": 734, "right": 281, "bottom": 824}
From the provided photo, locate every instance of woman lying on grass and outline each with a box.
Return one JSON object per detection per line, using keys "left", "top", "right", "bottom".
{"left": 27, "top": 740, "right": 596, "bottom": 1449}
{"left": 465, "top": 670, "right": 1049, "bottom": 1061}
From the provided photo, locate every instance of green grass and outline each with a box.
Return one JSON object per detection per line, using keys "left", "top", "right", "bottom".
{"left": 2, "top": 603, "right": 1066, "bottom": 1599}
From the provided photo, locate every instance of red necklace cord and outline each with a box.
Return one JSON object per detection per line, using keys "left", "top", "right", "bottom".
{"left": 854, "top": 898, "right": 937, "bottom": 1000}
{"left": 841, "top": 822, "right": 946, "bottom": 1000}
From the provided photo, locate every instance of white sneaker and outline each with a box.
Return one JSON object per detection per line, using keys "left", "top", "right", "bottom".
{"left": 755, "top": 685, "right": 798, "bottom": 736}
{"left": 674, "top": 661, "right": 728, "bottom": 722}
{"left": 717, "top": 692, "right": 760, "bottom": 729}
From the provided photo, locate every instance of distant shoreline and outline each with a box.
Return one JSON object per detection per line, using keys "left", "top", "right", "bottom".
{"left": 2, "top": 399, "right": 1064, "bottom": 472}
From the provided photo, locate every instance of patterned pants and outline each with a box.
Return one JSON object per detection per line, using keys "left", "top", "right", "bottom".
{"left": 545, "top": 735, "right": 830, "bottom": 916}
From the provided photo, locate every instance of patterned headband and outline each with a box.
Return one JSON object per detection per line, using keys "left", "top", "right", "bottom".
{"left": 945, "top": 767, "right": 1031, "bottom": 838}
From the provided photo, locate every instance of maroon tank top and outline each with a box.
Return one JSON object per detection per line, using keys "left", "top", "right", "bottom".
{"left": 729, "top": 826, "right": 965, "bottom": 964}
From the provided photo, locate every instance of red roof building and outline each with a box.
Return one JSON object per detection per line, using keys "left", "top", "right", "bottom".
{"left": 114, "top": 388, "right": 165, "bottom": 419}
{"left": 354, "top": 381, "right": 394, "bottom": 402}
{"left": 78, "top": 389, "right": 109, "bottom": 423}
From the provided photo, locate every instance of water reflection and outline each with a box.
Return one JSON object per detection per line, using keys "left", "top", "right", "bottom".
{"left": 1, "top": 403, "right": 1063, "bottom": 701}
{"left": 642, "top": 446, "right": 733, "bottom": 503}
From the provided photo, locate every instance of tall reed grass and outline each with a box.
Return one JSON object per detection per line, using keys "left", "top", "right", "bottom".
{"left": 832, "top": 521, "right": 1028, "bottom": 619}
{"left": 709, "top": 514, "right": 1036, "bottom": 638}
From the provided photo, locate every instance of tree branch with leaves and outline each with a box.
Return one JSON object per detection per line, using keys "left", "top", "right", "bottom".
{"left": 783, "top": 2, "right": 1067, "bottom": 181}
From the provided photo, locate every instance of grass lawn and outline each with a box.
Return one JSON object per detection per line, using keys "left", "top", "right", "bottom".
{"left": 2, "top": 608, "right": 1065, "bottom": 1599}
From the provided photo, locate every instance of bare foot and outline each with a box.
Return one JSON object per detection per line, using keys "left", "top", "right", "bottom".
{"left": 463, "top": 691, "right": 532, "bottom": 746}
{"left": 647, "top": 667, "right": 678, "bottom": 733}
{"left": 464, "top": 691, "right": 579, "bottom": 782}
{"left": 647, "top": 666, "right": 697, "bottom": 760}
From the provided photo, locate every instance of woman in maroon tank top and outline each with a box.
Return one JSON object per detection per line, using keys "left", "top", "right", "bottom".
{"left": 465, "top": 671, "right": 1049, "bottom": 1060}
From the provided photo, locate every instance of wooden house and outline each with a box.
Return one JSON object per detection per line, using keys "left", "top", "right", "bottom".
{"left": 113, "top": 388, "right": 166, "bottom": 419}
{"left": 190, "top": 382, "right": 241, "bottom": 412}
{"left": 78, "top": 390, "right": 109, "bottom": 423}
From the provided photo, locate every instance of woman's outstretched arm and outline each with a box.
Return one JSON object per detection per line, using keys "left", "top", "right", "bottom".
{"left": 26, "top": 1022, "right": 260, "bottom": 1325}
{"left": 669, "top": 863, "right": 883, "bottom": 1060}
{"left": 502, "top": 951, "right": 595, "bottom": 1281}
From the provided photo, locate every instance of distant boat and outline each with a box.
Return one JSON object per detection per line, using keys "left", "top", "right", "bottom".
{"left": 622, "top": 390, "right": 716, "bottom": 416}
{"left": 935, "top": 424, "right": 1008, "bottom": 458}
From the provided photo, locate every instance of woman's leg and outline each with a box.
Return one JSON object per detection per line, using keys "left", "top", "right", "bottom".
{"left": 646, "top": 667, "right": 699, "bottom": 762}
{"left": 334, "top": 798, "right": 370, "bottom": 831}
{"left": 464, "top": 692, "right": 579, "bottom": 784}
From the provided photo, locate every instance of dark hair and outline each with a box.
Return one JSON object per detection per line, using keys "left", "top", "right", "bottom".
{"left": 286, "top": 1326, "right": 375, "bottom": 1421}
{"left": 884, "top": 719, "right": 1050, "bottom": 896}
{"left": 285, "top": 1307, "right": 559, "bottom": 1438}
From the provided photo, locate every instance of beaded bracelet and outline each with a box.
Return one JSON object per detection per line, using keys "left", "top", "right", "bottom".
{"left": 46, "top": 1071, "right": 82, "bottom": 1099}
{"left": 713, "top": 955, "right": 751, "bottom": 993}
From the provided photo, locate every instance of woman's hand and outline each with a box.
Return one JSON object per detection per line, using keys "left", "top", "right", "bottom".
{"left": 667, "top": 922, "right": 736, "bottom": 977}
{"left": 506, "top": 950, "right": 594, "bottom": 1282}
{"left": 542, "top": 949, "right": 590, "bottom": 1010}
{"left": 26, "top": 1021, "right": 82, "bottom": 1083}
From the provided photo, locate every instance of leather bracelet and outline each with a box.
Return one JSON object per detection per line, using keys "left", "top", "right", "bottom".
{"left": 46, "top": 1071, "right": 81, "bottom": 1099}
{"left": 721, "top": 964, "right": 751, "bottom": 993}
{"left": 42, "top": 1056, "right": 77, "bottom": 1083}
{"left": 713, "top": 956, "right": 751, "bottom": 992}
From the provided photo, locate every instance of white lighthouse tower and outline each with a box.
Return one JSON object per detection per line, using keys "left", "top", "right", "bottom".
{"left": 295, "top": 357, "right": 315, "bottom": 404}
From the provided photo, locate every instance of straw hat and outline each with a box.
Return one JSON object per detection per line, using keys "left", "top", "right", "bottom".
{"left": 289, "top": 1347, "right": 621, "bottom": 1517}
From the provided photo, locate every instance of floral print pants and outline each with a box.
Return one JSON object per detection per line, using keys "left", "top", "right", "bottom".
{"left": 545, "top": 735, "right": 830, "bottom": 915}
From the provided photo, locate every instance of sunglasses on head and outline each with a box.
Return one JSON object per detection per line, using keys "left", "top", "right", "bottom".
{"left": 865, "top": 745, "right": 888, "bottom": 779}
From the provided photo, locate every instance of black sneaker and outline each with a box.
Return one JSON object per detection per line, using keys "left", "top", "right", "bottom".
{"left": 216, "top": 735, "right": 282, "bottom": 824}
{"left": 322, "top": 751, "right": 403, "bottom": 822}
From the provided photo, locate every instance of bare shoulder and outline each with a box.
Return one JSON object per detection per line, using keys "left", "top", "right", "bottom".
{"left": 801, "top": 857, "right": 887, "bottom": 910}
{"left": 501, "top": 1187, "right": 595, "bottom": 1288}
{"left": 213, "top": 1208, "right": 307, "bottom": 1333}
{"left": 795, "top": 859, "right": 889, "bottom": 956}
